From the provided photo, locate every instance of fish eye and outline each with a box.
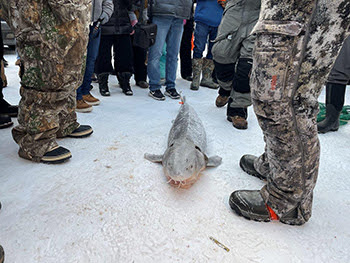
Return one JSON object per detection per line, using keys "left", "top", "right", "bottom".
{"left": 170, "top": 143, "right": 174, "bottom": 147}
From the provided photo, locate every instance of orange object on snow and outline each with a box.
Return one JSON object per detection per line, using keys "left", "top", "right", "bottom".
{"left": 266, "top": 204, "right": 279, "bottom": 220}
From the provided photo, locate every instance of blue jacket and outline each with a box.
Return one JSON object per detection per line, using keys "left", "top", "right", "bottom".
{"left": 194, "top": 0, "right": 223, "bottom": 27}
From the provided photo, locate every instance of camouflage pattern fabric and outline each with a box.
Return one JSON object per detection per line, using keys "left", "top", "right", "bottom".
{"left": 251, "top": 0, "right": 350, "bottom": 225}
{"left": 0, "top": 0, "right": 90, "bottom": 162}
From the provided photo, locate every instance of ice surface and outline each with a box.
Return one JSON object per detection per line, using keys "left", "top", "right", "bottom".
{"left": 1, "top": 50, "right": 350, "bottom": 263}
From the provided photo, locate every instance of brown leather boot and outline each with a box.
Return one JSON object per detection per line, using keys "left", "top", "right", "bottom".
{"left": 215, "top": 95, "right": 229, "bottom": 107}
{"left": 82, "top": 93, "right": 100, "bottom": 106}
{"left": 76, "top": 99, "right": 93, "bottom": 113}
{"left": 227, "top": 116, "right": 248, "bottom": 129}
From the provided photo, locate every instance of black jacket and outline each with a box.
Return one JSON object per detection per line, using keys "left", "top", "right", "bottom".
{"left": 101, "top": 0, "right": 133, "bottom": 35}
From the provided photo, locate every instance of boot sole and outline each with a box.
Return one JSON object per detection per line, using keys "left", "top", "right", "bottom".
{"left": 190, "top": 83, "right": 199, "bottom": 91}
{"left": 229, "top": 198, "right": 270, "bottom": 223}
{"left": 164, "top": 91, "right": 180, "bottom": 99}
{"left": 200, "top": 83, "right": 219, "bottom": 89}
{"left": 148, "top": 93, "right": 165, "bottom": 101}
{"left": 227, "top": 116, "right": 248, "bottom": 130}
{"left": 41, "top": 152, "right": 72, "bottom": 164}
{"left": 0, "top": 121, "right": 13, "bottom": 129}
{"left": 318, "top": 127, "right": 339, "bottom": 134}
{"left": 215, "top": 102, "right": 228, "bottom": 108}
{"left": 84, "top": 101, "right": 100, "bottom": 106}
{"left": 75, "top": 107, "right": 93, "bottom": 113}
{"left": 67, "top": 128, "right": 93, "bottom": 138}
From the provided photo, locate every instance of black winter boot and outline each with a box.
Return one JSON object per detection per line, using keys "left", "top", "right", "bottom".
{"left": 239, "top": 155, "right": 266, "bottom": 180}
{"left": 0, "top": 99, "right": 18, "bottom": 117}
{"left": 98, "top": 73, "right": 110, "bottom": 96}
{"left": 0, "top": 79, "right": 18, "bottom": 117}
{"left": 0, "top": 115, "right": 13, "bottom": 129}
{"left": 318, "top": 83, "right": 346, "bottom": 133}
{"left": 229, "top": 190, "right": 273, "bottom": 222}
{"left": 41, "top": 146, "right": 72, "bottom": 164}
{"left": 117, "top": 72, "right": 133, "bottom": 96}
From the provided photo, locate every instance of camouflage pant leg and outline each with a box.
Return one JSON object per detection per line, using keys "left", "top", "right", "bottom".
{"left": 2, "top": 0, "right": 90, "bottom": 161}
{"left": 327, "top": 36, "right": 350, "bottom": 85}
{"left": 251, "top": 0, "right": 350, "bottom": 224}
{"left": 12, "top": 87, "right": 79, "bottom": 162}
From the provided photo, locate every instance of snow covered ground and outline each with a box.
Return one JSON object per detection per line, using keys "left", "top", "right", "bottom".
{"left": 1, "top": 50, "right": 350, "bottom": 263}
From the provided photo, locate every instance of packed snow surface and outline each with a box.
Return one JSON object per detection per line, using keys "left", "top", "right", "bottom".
{"left": 1, "top": 51, "right": 350, "bottom": 263}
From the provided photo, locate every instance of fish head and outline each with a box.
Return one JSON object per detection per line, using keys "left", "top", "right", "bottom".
{"left": 162, "top": 141, "right": 206, "bottom": 188}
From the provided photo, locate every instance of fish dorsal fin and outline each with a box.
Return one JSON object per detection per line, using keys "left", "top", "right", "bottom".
{"left": 144, "top": 153, "right": 163, "bottom": 163}
{"left": 206, "top": 155, "right": 222, "bottom": 167}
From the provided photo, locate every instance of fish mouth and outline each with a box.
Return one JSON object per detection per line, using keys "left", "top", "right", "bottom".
{"left": 166, "top": 175, "right": 199, "bottom": 189}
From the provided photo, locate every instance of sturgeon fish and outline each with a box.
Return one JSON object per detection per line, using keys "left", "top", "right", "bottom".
{"left": 145, "top": 97, "right": 222, "bottom": 189}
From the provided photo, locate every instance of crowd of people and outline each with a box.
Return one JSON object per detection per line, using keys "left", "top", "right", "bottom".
{"left": 0, "top": 1, "right": 349, "bottom": 258}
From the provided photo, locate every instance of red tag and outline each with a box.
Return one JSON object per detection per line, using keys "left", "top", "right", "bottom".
{"left": 271, "top": 75, "right": 277, "bottom": 91}
{"left": 266, "top": 204, "right": 279, "bottom": 220}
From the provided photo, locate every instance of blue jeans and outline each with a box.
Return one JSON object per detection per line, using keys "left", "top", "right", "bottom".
{"left": 193, "top": 21, "right": 218, "bottom": 60}
{"left": 147, "top": 16, "right": 184, "bottom": 91}
{"left": 76, "top": 25, "right": 101, "bottom": 100}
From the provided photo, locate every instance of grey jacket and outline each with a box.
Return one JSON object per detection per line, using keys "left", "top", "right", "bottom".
{"left": 149, "top": 0, "right": 192, "bottom": 20}
{"left": 212, "top": 0, "right": 261, "bottom": 64}
{"left": 92, "top": 0, "right": 114, "bottom": 24}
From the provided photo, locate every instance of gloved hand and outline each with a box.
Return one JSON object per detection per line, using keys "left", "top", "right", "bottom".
{"left": 217, "top": 0, "right": 227, "bottom": 8}
{"left": 98, "top": 12, "right": 110, "bottom": 24}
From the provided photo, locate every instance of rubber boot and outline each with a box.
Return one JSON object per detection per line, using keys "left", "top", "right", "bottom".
{"left": 98, "top": 73, "right": 110, "bottom": 96}
{"left": 117, "top": 72, "right": 133, "bottom": 96}
{"left": 317, "top": 83, "right": 346, "bottom": 133}
{"left": 190, "top": 58, "right": 202, "bottom": 90}
{"left": 200, "top": 58, "right": 219, "bottom": 89}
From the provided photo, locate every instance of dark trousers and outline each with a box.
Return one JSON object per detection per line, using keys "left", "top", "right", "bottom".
{"left": 180, "top": 18, "right": 194, "bottom": 79}
{"left": 0, "top": 23, "right": 3, "bottom": 59}
{"left": 95, "top": 34, "right": 133, "bottom": 74}
{"left": 132, "top": 44, "right": 147, "bottom": 82}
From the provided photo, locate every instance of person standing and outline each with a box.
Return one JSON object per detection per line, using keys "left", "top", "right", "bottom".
{"left": 1, "top": 0, "right": 93, "bottom": 163}
{"left": 131, "top": 0, "right": 149, "bottom": 89}
{"left": 212, "top": 0, "right": 260, "bottom": 129}
{"left": 180, "top": 2, "right": 194, "bottom": 82}
{"left": 95, "top": 0, "right": 135, "bottom": 97}
{"left": 147, "top": 0, "right": 192, "bottom": 100}
{"left": 230, "top": 0, "right": 350, "bottom": 225}
{"left": 190, "top": 0, "right": 222, "bottom": 91}
{"left": 317, "top": 36, "right": 350, "bottom": 133}
{"left": 76, "top": 0, "right": 114, "bottom": 112}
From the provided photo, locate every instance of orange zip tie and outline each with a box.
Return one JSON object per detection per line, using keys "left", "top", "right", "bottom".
{"left": 266, "top": 204, "right": 279, "bottom": 220}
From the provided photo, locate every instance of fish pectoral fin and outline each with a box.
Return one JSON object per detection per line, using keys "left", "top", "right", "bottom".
{"left": 144, "top": 153, "right": 163, "bottom": 163}
{"left": 206, "top": 155, "right": 222, "bottom": 167}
